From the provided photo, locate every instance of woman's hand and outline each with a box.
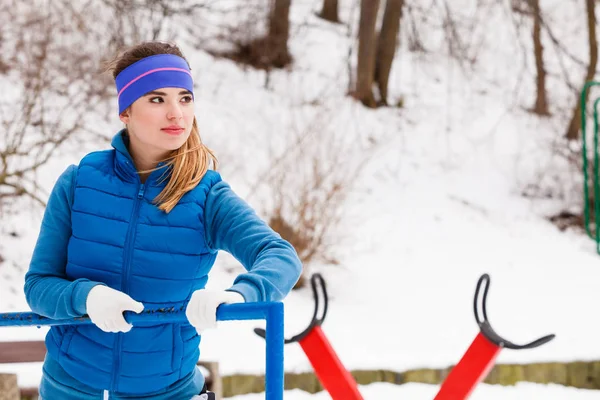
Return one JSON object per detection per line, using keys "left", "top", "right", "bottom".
{"left": 185, "top": 289, "right": 244, "bottom": 333}
{"left": 85, "top": 285, "right": 144, "bottom": 333}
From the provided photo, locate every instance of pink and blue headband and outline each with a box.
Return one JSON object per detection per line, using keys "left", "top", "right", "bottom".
{"left": 115, "top": 54, "right": 194, "bottom": 114}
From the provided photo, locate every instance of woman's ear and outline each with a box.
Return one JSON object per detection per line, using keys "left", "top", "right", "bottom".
{"left": 119, "top": 110, "right": 130, "bottom": 125}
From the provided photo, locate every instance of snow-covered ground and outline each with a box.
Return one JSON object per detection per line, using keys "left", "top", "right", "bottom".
{"left": 0, "top": 0, "right": 597, "bottom": 398}
{"left": 228, "top": 382, "right": 600, "bottom": 400}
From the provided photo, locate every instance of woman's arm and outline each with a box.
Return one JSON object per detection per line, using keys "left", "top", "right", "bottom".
{"left": 204, "top": 180, "right": 302, "bottom": 303}
{"left": 24, "top": 165, "right": 103, "bottom": 319}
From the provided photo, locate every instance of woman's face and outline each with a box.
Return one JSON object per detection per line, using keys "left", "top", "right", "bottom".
{"left": 120, "top": 87, "right": 195, "bottom": 160}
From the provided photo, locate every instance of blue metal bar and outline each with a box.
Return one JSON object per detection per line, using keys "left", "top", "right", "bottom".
{"left": 0, "top": 303, "right": 272, "bottom": 327}
{"left": 0, "top": 302, "right": 285, "bottom": 399}
{"left": 0, "top": 308, "right": 186, "bottom": 327}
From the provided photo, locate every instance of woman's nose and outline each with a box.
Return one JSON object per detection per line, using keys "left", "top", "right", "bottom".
{"left": 167, "top": 104, "right": 183, "bottom": 120}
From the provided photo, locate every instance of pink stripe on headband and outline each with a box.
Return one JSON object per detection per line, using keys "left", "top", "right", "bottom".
{"left": 117, "top": 67, "right": 192, "bottom": 98}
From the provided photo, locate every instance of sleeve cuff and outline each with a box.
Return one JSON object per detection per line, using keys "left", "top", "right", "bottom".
{"left": 72, "top": 281, "right": 106, "bottom": 315}
{"left": 226, "top": 281, "right": 261, "bottom": 303}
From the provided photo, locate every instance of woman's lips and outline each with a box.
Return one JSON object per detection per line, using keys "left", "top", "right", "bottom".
{"left": 161, "top": 128, "right": 184, "bottom": 135}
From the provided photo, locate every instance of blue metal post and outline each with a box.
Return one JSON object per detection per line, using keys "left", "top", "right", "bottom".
{"left": 265, "top": 302, "right": 284, "bottom": 400}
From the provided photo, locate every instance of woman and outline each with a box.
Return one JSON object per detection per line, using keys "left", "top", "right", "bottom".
{"left": 24, "top": 41, "right": 302, "bottom": 400}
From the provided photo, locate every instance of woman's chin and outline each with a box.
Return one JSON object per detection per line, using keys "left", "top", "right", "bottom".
{"left": 160, "top": 135, "right": 189, "bottom": 150}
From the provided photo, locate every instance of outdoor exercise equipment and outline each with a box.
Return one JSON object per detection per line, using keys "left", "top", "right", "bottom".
{"left": 0, "top": 302, "right": 285, "bottom": 400}
{"left": 254, "top": 273, "right": 364, "bottom": 400}
{"left": 434, "top": 274, "right": 555, "bottom": 399}
{"left": 581, "top": 81, "right": 600, "bottom": 255}
{"left": 0, "top": 274, "right": 558, "bottom": 399}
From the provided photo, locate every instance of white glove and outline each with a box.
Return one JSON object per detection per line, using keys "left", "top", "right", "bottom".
{"left": 185, "top": 289, "right": 244, "bottom": 333}
{"left": 85, "top": 285, "right": 144, "bottom": 333}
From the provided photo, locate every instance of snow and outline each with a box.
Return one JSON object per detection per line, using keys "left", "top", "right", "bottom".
{"left": 228, "top": 382, "right": 600, "bottom": 400}
{"left": 0, "top": 0, "right": 598, "bottom": 398}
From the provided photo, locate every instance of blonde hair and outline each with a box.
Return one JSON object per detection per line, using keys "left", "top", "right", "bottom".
{"left": 149, "top": 118, "right": 218, "bottom": 213}
{"left": 106, "top": 41, "right": 218, "bottom": 213}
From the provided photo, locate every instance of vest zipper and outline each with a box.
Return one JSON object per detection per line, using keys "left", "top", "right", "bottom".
{"left": 110, "top": 182, "right": 145, "bottom": 392}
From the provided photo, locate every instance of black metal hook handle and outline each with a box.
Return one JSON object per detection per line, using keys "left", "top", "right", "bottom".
{"left": 254, "top": 273, "right": 328, "bottom": 344}
{"left": 474, "top": 274, "right": 555, "bottom": 350}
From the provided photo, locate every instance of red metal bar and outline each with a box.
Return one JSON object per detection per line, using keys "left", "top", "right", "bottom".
{"left": 434, "top": 332, "right": 502, "bottom": 400}
{"left": 298, "top": 326, "right": 363, "bottom": 400}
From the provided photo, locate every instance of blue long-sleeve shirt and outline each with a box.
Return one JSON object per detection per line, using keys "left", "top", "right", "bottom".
{"left": 24, "top": 165, "right": 302, "bottom": 319}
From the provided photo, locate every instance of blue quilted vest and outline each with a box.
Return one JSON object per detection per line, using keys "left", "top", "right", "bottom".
{"left": 45, "top": 132, "right": 221, "bottom": 394}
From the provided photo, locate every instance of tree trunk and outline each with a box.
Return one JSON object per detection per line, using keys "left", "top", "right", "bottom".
{"left": 355, "top": 0, "right": 380, "bottom": 108}
{"left": 319, "top": 0, "right": 339, "bottom": 23}
{"left": 375, "top": 0, "right": 403, "bottom": 106}
{"left": 565, "top": 0, "right": 597, "bottom": 140}
{"left": 530, "top": 0, "right": 550, "bottom": 115}
{"left": 268, "top": 0, "right": 292, "bottom": 68}
{"left": 0, "top": 374, "right": 18, "bottom": 400}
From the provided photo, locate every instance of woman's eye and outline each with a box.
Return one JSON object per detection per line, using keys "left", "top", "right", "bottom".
{"left": 181, "top": 96, "right": 193, "bottom": 103}
{"left": 150, "top": 97, "right": 163, "bottom": 103}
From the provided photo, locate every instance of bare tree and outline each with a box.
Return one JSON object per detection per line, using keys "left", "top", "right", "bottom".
{"left": 375, "top": 0, "right": 403, "bottom": 106}
{"left": 188, "top": 1, "right": 293, "bottom": 70}
{"left": 512, "top": 0, "right": 550, "bottom": 115}
{"left": 251, "top": 107, "right": 381, "bottom": 288}
{"left": 405, "top": 3, "right": 426, "bottom": 52}
{"left": 566, "top": 0, "right": 597, "bottom": 140}
{"left": 355, "top": 0, "right": 380, "bottom": 108}
{"left": 0, "top": 1, "right": 111, "bottom": 210}
{"left": 529, "top": 0, "right": 550, "bottom": 115}
{"left": 267, "top": 0, "right": 292, "bottom": 68}
{"left": 318, "top": 0, "right": 339, "bottom": 23}
{"left": 99, "top": 0, "right": 194, "bottom": 52}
